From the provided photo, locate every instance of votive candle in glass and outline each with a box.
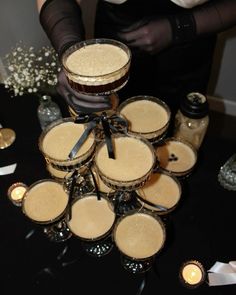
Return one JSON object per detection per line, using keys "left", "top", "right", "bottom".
{"left": 179, "top": 260, "right": 205, "bottom": 288}
{"left": 8, "top": 182, "right": 28, "bottom": 207}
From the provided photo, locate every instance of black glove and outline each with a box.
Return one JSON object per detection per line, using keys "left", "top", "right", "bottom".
{"left": 56, "top": 70, "right": 112, "bottom": 114}
{"left": 118, "top": 0, "right": 236, "bottom": 54}
{"left": 118, "top": 18, "right": 172, "bottom": 54}
{"left": 39, "top": 0, "right": 85, "bottom": 58}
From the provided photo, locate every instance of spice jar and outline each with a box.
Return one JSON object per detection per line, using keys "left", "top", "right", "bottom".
{"left": 174, "top": 92, "right": 209, "bottom": 150}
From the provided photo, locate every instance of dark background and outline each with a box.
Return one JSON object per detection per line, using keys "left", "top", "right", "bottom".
{"left": 0, "top": 84, "right": 236, "bottom": 294}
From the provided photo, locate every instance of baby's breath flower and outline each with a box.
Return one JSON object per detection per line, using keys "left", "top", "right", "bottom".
{"left": 3, "top": 41, "right": 61, "bottom": 97}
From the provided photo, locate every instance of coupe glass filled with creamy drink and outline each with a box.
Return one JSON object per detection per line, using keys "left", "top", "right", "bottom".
{"left": 155, "top": 137, "right": 197, "bottom": 178}
{"left": 66, "top": 193, "right": 116, "bottom": 257}
{"left": 117, "top": 95, "right": 171, "bottom": 144}
{"left": 22, "top": 179, "right": 71, "bottom": 242}
{"left": 136, "top": 171, "right": 182, "bottom": 215}
{"left": 39, "top": 117, "right": 96, "bottom": 171}
{"left": 94, "top": 133, "right": 156, "bottom": 214}
{"left": 113, "top": 208, "right": 166, "bottom": 273}
{"left": 62, "top": 38, "right": 131, "bottom": 95}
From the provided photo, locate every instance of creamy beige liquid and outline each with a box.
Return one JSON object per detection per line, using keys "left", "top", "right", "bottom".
{"left": 155, "top": 139, "right": 197, "bottom": 173}
{"left": 120, "top": 100, "right": 169, "bottom": 133}
{"left": 23, "top": 181, "right": 68, "bottom": 222}
{"left": 47, "top": 164, "right": 69, "bottom": 179}
{"left": 42, "top": 122, "right": 95, "bottom": 160}
{"left": 114, "top": 213, "right": 165, "bottom": 259}
{"left": 182, "top": 264, "right": 203, "bottom": 285}
{"left": 66, "top": 44, "right": 129, "bottom": 77}
{"left": 92, "top": 169, "right": 115, "bottom": 194}
{"left": 136, "top": 172, "right": 181, "bottom": 211}
{"left": 68, "top": 195, "right": 115, "bottom": 239}
{"left": 95, "top": 137, "right": 154, "bottom": 182}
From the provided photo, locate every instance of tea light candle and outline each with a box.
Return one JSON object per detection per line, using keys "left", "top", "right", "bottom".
{"left": 8, "top": 182, "right": 28, "bottom": 206}
{"left": 180, "top": 260, "right": 205, "bottom": 288}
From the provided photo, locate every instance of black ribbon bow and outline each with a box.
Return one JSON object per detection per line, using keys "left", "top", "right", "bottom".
{"left": 68, "top": 112, "right": 128, "bottom": 160}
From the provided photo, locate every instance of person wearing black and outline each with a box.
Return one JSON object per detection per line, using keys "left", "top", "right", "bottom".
{"left": 37, "top": 0, "right": 236, "bottom": 115}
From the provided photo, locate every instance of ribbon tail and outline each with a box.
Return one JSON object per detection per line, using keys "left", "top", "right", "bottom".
{"left": 88, "top": 166, "right": 101, "bottom": 201}
{"left": 68, "top": 121, "right": 96, "bottom": 160}
{"left": 101, "top": 116, "right": 115, "bottom": 159}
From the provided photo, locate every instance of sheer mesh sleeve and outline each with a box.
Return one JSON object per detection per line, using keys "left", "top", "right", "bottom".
{"left": 169, "top": 0, "right": 236, "bottom": 45}
{"left": 39, "top": 0, "right": 85, "bottom": 58}
{"left": 193, "top": 0, "right": 236, "bottom": 35}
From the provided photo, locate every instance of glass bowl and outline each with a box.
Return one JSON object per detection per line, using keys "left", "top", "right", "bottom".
{"left": 155, "top": 137, "right": 197, "bottom": 178}
{"left": 113, "top": 208, "right": 166, "bottom": 273}
{"left": 22, "top": 179, "right": 69, "bottom": 225}
{"left": 135, "top": 171, "right": 182, "bottom": 215}
{"left": 94, "top": 133, "right": 156, "bottom": 191}
{"left": 117, "top": 95, "right": 171, "bottom": 144}
{"left": 62, "top": 38, "right": 131, "bottom": 95}
{"left": 38, "top": 117, "right": 96, "bottom": 171}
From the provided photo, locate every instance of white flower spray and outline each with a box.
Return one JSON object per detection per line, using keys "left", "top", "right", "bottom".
{"left": 3, "top": 42, "right": 61, "bottom": 97}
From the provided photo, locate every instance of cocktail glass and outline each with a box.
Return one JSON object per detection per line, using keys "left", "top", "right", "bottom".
{"left": 135, "top": 171, "right": 182, "bottom": 215}
{"left": 155, "top": 137, "right": 197, "bottom": 178}
{"left": 94, "top": 133, "right": 156, "bottom": 215}
{"left": 66, "top": 193, "right": 116, "bottom": 257}
{"left": 22, "top": 179, "right": 72, "bottom": 242}
{"left": 113, "top": 208, "right": 166, "bottom": 274}
{"left": 117, "top": 95, "right": 171, "bottom": 144}
{"left": 61, "top": 38, "right": 131, "bottom": 96}
{"left": 39, "top": 117, "right": 96, "bottom": 172}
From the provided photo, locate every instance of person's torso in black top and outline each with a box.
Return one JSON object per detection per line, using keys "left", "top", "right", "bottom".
{"left": 94, "top": 0, "right": 217, "bottom": 114}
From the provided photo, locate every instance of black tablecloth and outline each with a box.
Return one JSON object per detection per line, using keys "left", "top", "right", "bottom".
{"left": 0, "top": 84, "right": 236, "bottom": 295}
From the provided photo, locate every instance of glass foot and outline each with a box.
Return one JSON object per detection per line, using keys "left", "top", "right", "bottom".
{"left": 80, "top": 236, "right": 114, "bottom": 258}
{"left": 113, "top": 191, "right": 140, "bottom": 216}
{"left": 121, "top": 255, "right": 154, "bottom": 274}
{"left": 44, "top": 220, "right": 72, "bottom": 243}
{"left": 0, "top": 128, "right": 16, "bottom": 149}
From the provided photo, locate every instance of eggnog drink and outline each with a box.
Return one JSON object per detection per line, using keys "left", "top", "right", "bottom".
{"left": 23, "top": 180, "right": 69, "bottom": 223}
{"left": 155, "top": 138, "right": 197, "bottom": 176}
{"left": 67, "top": 194, "right": 115, "bottom": 240}
{"left": 118, "top": 96, "right": 170, "bottom": 140}
{"left": 62, "top": 39, "right": 131, "bottom": 94}
{"left": 114, "top": 211, "right": 165, "bottom": 259}
{"left": 136, "top": 172, "right": 181, "bottom": 213}
{"left": 95, "top": 135, "right": 155, "bottom": 182}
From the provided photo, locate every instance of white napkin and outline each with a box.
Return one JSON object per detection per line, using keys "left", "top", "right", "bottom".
{"left": 208, "top": 261, "right": 236, "bottom": 286}
{"left": 0, "top": 163, "right": 17, "bottom": 175}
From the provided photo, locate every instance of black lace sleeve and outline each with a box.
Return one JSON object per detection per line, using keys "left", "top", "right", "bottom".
{"left": 169, "top": 0, "right": 236, "bottom": 45}
{"left": 193, "top": 0, "right": 236, "bottom": 35}
{"left": 39, "top": 0, "right": 85, "bottom": 58}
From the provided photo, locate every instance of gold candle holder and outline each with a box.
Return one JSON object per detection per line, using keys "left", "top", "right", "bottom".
{"left": 179, "top": 260, "right": 206, "bottom": 288}
{"left": 8, "top": 182, "right": 28, "bottom": 207}
{"left": 0, "top": 128, "right": 16, "bottom": 149}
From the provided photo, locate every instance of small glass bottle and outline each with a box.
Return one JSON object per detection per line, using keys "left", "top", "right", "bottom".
{"left": 37, "top": 95, "right": 62, "bottom": 130}
{"left": 174, "top": 92, "right": 209, "bottom": 150}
